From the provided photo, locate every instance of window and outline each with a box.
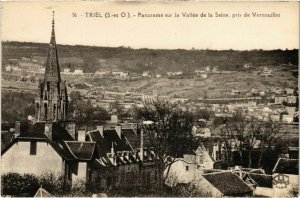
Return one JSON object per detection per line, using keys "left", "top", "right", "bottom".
{"left": 30, "top": 141, "right": 37, "bottom": 155}
{"left": 186, "top": 166, "right": 189, "bottom": 171}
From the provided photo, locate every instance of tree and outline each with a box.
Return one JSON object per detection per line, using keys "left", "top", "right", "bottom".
{"left": 221, "top": 111, "right": 248, "bottom": 167}
{"left": 135, "top": 100, "right": 196, "bottom": 193}
{"left": 221, "top": 111, "right": 281, "bottom": 168}
{"left": 257, "top": 117, "right": 281, "bottom": 168}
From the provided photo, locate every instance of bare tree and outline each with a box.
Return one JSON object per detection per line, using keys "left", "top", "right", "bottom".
{"left": 257, "top": 116, "right": 281, "bottom": 168}
{"left": 221, "top": 111, "right": 248, "bottom": 166}
{"left": 221, "top": 111, "right": 281, "bottom": 168}
{"left": 135, "top": 99, "right": 196, "bottom": 192}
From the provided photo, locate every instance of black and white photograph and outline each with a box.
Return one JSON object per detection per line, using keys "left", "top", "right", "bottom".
{"left": 0, "top": 1, "right": 299, "bottom": 197}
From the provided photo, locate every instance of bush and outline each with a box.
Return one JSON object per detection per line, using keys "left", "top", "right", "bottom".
{"left": 2, "top": 173, "right": 39, "bottom": 197}
{"left": 39, "top": 172, "right": 70, "bottom": 196}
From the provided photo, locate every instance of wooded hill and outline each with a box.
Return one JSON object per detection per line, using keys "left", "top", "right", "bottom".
{"left": 2, "top": 41, "right": 298, "bottom": 73}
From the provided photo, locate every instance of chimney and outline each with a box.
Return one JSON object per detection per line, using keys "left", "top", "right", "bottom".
{"left": 66, "top": 122, "right": 76, "bottom": 140}
{"left": 78, "top": 130, "right": 86, "bottom": 141}
{"left": 45, "top": 122, "right": 53, "bottom": 140}
{"left": 115, "top": 125, "right": 121, "bottom": 138}
{"left": 97, "top": 126, "right": 104, "bottom": 137}
{"left": 234, "top": 166, "right": 243, "bottom": 178}
{"left": 111, "top": 142, "right": 114, "bottom": 154}
{"left": 14, "top": 121, "right": 21, "bottom": 137}
{"left": 111, "top": 115, "right": 118, "bottom": 123}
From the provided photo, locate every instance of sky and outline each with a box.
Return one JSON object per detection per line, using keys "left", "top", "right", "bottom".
{"left": 1, "top": 2, "right": 299, "bottom": 50}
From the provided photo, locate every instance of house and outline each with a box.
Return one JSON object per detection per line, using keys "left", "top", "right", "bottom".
{"left": 211, "top": 66, "right": 218, "bottom": 73}
{"left": 74, "top": 69, "right": 84, "bottom": 75}
{"left": 166, "top": 71, "right": 183, "bottom": 76}
{"left": 231, "top": 89, "right": 240, "bottom": 95}
{"left": 1, "top": 122, "right": 98, "bottom": 186}
{"left": 201, "top": 74, "right": 208, "bottom": 79}
{"left": 243, "top": 63, "right": 252, "bottom": 70}
{"left": 164, "top": 139, "right": 223, "bottom": 187}
{"left": 164, "top": 154, "right": 197, "bottom": 187}
{"left": 205, "top": 66, "right": 211, "bottom": 73}
{"left": 286, "top": 107, "right": 296, "bottom": 115}
{"left": 5, "top": 65, "right": 12, "bottom": 72}
{"left": 275, "top": 96, "right": 287, "bottom": 104}
{"left": 260, "top": 67, "right": 273, "bottom": 77}
{"left": 282, "top": 114, "right": 294, "bottom": 123}
{"left": 85, "top": 126, "right": 157, "bottom": 191}
{"left": 247, "top": 87, "right": 260, "bottom": 96}
{"left": 63, "top": 68, "right": 71, "bottom": 74}
{"left": 18, "top": 60, "right": 43, "bottom": 72}
{"left": 112, "top": 71, "right": 128, "bottom": 78}
{"left": 272, "top": 158, "right": 299, "bottom": 197}
{"left": 285, "top": 88, "right": 294, "bottom": 95}
{"left": 197, "top": 171, "right": 253, "bottom": 196}
{"left": 142, "top": 71, "right": 150, "bottom": 77}
{"left": 287, "top": 96, "right": 297, "bottom": 104}
{"left": 95, "top": 69, "right": 110, "bottom": 76}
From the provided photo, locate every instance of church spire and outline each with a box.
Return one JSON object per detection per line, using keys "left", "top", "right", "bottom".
{"left": 50, "top": 11, "right": 56, "bottom": 45}
{"left": 44, "top": 11, "right": 61, "bottom": 82}
{"left": 35, "top": 11, "right": 68, "bottom": 122}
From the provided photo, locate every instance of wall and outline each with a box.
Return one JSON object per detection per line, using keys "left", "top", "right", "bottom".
{"left": 195, "top": 145, "right": 214, "bottom": 170}
{"left": 254, "top": 187, "right": 273, "bottom": 197}
{"left": 165, "top": 158, "right": 197, "bottom": 187}
{"left": 2, "top": 140, "right": 63, "bottom": 175}
{"left": 72, "top": 162, "right": 87, "bottom": 185}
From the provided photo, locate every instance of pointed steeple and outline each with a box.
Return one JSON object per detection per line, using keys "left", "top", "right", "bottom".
{"left": 44, "top": 11, "right": 61, "bottom": 82}
{"left": 35, "top": 11, "right": 68, "bottom": 122}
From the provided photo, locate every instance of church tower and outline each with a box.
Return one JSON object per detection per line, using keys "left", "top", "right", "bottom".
{"left": 35, "top": 12, "right": 68, "bottom": 122}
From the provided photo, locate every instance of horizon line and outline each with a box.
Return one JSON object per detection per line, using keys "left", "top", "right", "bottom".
{"left": 2, "top": 40, "right": 299, "bottom": 52}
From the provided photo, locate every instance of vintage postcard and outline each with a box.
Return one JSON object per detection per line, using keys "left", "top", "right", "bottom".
{"left": 1, "top": 1, "right": 299, "bottom": 197}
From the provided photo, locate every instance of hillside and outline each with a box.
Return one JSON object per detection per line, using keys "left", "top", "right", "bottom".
{"left": 2, "top": 41, "right": 298, "bottom": 74}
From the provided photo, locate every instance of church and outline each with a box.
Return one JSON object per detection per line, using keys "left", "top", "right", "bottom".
{"left": 1, "top": 12, "right": 157, "bottom": 191}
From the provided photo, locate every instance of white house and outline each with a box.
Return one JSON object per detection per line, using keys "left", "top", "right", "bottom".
{"left": 74, "top": 69, "right": 84, "bottom": 75}
{"left": 1, "top": 122, "right": 97, "bottom": 185}
{"left": 164, "top": 154, "right": 197, "bottom": 187}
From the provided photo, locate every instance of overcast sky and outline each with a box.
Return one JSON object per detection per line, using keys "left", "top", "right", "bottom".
{"left": 1, "top": 2, "right": 299, "bottom": 50}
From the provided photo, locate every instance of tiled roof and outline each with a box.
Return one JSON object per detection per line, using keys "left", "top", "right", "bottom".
{"left": 14, "top": 122, "right": 75, "bottom": 142}
{"left": 273, "top": 158, "right": 298, "bottom": 175}
{"left": 122, "top": 128, "right": 140, "bottom": 150}
{"left": 87, "top": 129, "right": 132, "bottom": 158}
{"left": 246, "top": 173, "right": 273, "bottom": 188}
{"left": 64, "top": 141, "right": 96, "bottom": 160}
{"left": 203, "top": 171, "right": 253, "bottom": 196}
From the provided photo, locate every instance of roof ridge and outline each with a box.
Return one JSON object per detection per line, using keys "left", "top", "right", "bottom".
{"left": 203, "top": 170, "right": 232, "bottom": 175}
{"left": 65, "top": 141, "right": 95, "bottom": 144}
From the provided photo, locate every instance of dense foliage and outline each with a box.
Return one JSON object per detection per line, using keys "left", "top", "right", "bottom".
{"left": 68, "top": 91, "right": 110, "bottom": 125}
{"left": 1, "top": 172, "right": 92, "bottom": 197}
{"left": 1, "top": 90, "right": 35, "bottom": 122}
